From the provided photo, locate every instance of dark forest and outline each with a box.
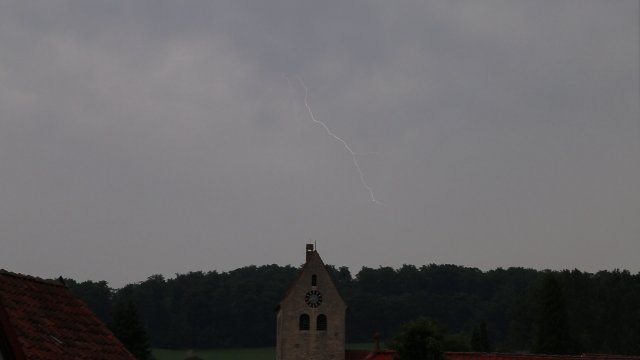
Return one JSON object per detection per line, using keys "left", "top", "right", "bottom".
{"left": 66, "top": 264, "right": 640, "bottom": 354}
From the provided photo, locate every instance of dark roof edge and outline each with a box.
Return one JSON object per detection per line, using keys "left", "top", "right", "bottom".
{"left": 445, "top": 353, "right": 640, "bottom": 360}
{"left": 0, "top": 270, "right": 66, "bottom": 288}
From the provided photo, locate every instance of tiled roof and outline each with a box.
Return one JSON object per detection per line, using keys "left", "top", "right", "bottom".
{"left": 346, "top": 349, "right": 375, "bottom": 360}
{"left": 344, "top": 349, "right": 396, "bottom": 360}
{"left": 348, "top": 351, "right": 640, "bottom": 360}
{"left": 580, "top": 356, "right": 640, "bottom": 360}
{"left": 445, "top": 353, "right": 640, "bottom": 360}
{"left": 364, "top": 350, "right": 396, "bottom": 360}
{"left": 0, "top": 270, "right": 135, "bottom": 360}
{"left": 344, "top": 350, "right": 370, "bottom": 360}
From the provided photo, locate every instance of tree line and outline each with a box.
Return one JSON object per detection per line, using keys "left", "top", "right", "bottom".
{"left": 66, "top": 264, "right": 640, "bottom": 355}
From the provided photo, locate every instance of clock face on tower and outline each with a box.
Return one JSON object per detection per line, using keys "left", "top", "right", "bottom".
{"left": 305, "top": 290, "right": 323, "bottom": 308}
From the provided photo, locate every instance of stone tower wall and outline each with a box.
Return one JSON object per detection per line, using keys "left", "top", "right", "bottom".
{"left": 277, "top": 248, "right": 346, "bottom": 360}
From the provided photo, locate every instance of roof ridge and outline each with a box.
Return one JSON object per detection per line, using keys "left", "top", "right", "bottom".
{"left": 445, "top": 353, "right": 640, "bottom": 359}
{"left": 277, "top": 250, "right": 347, "bottom": 307}
{"left": 0, "top": 269, "right": 66, "bottom": 287}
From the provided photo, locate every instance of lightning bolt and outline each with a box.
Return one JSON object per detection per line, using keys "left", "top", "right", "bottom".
{"left": 296, "top": 76, "right": 382, "bottom": 205}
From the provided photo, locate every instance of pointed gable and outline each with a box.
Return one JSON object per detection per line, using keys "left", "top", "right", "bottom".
{"left": 278, "top": 246, "right": 346, "bottom": 309}
{"left": 276, "top": 244, "right": 347, "bottom": 360}
{"left": 0, "top": 270, "right": 136, "bottom": 360}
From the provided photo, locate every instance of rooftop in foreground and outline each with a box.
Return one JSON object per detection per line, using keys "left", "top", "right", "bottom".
{"left": 0, "top": 269, "right": 135, "bottom": 360}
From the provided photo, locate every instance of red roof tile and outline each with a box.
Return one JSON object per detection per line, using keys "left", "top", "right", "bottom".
{"left": 445, "top": 353, "right": 640, "bottom": 360}
{"left": 0, "top": 270, "right": 135, "bottom": 360}
{"left": 580, "top": 356, "right": 640, "bottom": 360}
{"left": 365, "top": 350, "right": 396, "bottom": 360}
{"left": 344, "top": 349, "right": 397, "bottom": 360}
{"left": 346, "top": 349, "right": 375, "bottom": 360}
{"left": 348, "top": 350, "right": 633, "bottom": 360}
{"left": 349, "top": 351, "right": 640, "bottom": 360}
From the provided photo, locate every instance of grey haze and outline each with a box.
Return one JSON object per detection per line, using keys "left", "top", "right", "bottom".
{"left": 0, "top": 1, "right": 638, "bottom": 286}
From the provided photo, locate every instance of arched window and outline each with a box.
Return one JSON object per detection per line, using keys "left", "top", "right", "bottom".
{"left": 311, "top": 274, "right": 317, "bottom": 287}
{"left": 299, "top": 314, "right": 310, "bottom": 331}
{"left": 316, "top": 314, "right": 327, "bottom": 331}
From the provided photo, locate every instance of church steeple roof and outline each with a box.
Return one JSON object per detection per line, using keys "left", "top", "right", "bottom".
{"left": 277, "top": 243, "right": 346, "bottom": 309}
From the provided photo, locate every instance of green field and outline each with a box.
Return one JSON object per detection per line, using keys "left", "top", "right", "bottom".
{"left": 153, "top": 344, "right": 372, "bottom": 360}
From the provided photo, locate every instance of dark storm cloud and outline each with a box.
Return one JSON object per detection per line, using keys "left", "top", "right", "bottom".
{"left": 0, "top": 1, "right": 638, "bottom": 286}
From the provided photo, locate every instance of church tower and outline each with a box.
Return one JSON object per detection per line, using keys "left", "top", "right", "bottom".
{"left": 276, "top": 244, "right": 347, "bottom": 360}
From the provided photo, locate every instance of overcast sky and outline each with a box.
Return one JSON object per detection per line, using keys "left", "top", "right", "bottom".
{"left": 1, "top": 1, "right": 638, "bottom": 287}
